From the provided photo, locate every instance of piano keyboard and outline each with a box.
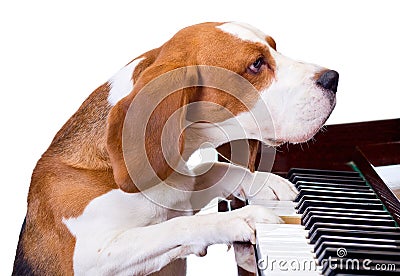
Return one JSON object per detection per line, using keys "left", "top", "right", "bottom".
{"left": 251, "top": 168, "right": 400, "bottom": 276}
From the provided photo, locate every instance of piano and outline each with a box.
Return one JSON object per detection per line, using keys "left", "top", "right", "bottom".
{"left": 217, "top": 118, "right": 400, "bottom": 275}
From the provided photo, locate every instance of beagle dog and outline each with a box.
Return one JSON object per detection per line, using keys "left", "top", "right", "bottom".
{"left": 13, "top": 22, "right": 338, "bottom": 275}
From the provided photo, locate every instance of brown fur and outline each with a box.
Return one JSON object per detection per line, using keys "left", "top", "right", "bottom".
{"left": 266, "top": 36, "right": 277, "bottom": 50}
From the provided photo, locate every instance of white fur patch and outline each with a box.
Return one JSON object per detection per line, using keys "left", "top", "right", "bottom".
{"left": 217, "top": 22, "right": 268, "bottom": 46}
{"left": 63, "top": 183, "right": 193, "bottom": 274}
{"left": 107, "top": 57, "right": 145, "bottom": 106}
{"left": 62, "top": 189, "right": 162, "bottom": 274}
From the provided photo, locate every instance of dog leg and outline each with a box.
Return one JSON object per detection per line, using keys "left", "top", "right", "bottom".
{"left": 74, "top": 205, "right": 280, "bottom": 275}
{"left": 192, "top": 161, "right": 297, "bottom": 204}
{"left": 191, "top": 162, "right": 297, "bottom": 274}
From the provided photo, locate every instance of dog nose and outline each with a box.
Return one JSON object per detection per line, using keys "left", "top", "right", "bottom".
{"left": 316, "top": 70, "right": 339, "bottom": 93}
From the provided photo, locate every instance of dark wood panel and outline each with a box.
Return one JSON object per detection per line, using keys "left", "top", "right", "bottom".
{"left": 352, "top": 148, "right": 400, "bottom": 224}
{"left": 270, "top": 118, "right": 400, "bottom": 174}
{"left": 359, "top": 142, "right": 400, "bottom": 166}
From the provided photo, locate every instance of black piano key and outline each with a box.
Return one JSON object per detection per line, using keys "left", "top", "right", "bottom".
{"left": 250, "top": 166, "right": 400, "bottom": 276}
{"left": 314, "top": 235, "right": 400, "bottom": 252}
{"left": 323, "top": 258, "right": 400, "bottom": 275}
{"left": 383, "top": 200, "right": 400, "bottom": 218}
{"left": 287, "top": 168, "right": 361, "bottom": 179}
{"left": 297, "top": 200, "right": 384, "bottom": 214}
{"left": 296, "top": 194, "right": 381, "bottom": 205}
{"left": 304, "top": 215, "right": 396, "bottom": 230}
{"left": 296, "top": 182, "right": 372, "bottom": 192}
{"left": 295, "top": 182, "right": 371, "bottom": 193}
{"left": 302, "top": 207, "right": 389, "bottom": 219}
{"left": 308, "top": 223, "right": 400, "bottom": 239}
{"left": 296, "top": 195, "right": 382, "bottom": 211}
{"left": 302, "top": 211, "right": 393, "bottom": 227}
{"left": 286, "top": 168, "right": 400, "bottom": 276}
{"left": 318, "top": 247, "right": 400, "bottom": 264}
{"left": 302, "top": 209, "right": 392, "bottom": 221}
{"left": 295, "top": 189, "right": 377, "bottom": 202}
{"left": 309, "top": 228, "right": 400, "bottom": 244}
{"left": 291, "top": 176, "right": 367, "bottom": 186}
{"left": 290, "top": 175, "right": 365, "bottom": 186}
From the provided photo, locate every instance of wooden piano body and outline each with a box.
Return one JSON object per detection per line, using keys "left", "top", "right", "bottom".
{"left": 217, "top": 118, "right": 400, "bottom": 275}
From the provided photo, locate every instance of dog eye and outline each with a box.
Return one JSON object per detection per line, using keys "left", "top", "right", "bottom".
{"left": 248, "top": 57, "right": 265, "bottom": 74}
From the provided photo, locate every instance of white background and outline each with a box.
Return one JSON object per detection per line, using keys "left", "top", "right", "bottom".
{"left": 1, "top": 0, "right": 399, "bottom": 275}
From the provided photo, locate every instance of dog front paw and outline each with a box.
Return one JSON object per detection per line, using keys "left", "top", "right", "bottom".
{"left": 234, "top": 243, "right": 257, "bottom": 273}
{"left": 220, "top": 205, "right": 282, "bottom": 244}
{"left": 246, "top": 172, "right": 298, "bottom": 201}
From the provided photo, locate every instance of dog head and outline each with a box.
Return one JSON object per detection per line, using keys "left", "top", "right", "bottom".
{"left": 106, "top": 22, "right": 338, "bottom": 192}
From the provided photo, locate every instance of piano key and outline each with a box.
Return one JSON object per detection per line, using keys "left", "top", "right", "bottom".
{"left": 302, "top": 207, "right": 389, "bottom": 219}
{"left": 297, "top": 200, "right": 385, "bottom": 214}
{"left": 308, "top": 223, "right": 400, "bottom": 238}
{"left": 294, "top": 182, "right": 370, "bottom": 193}
{"left": 317, "top": 247, "right": 400, "bottom": 264}
{"left": 315, "top": 242, "right": 400, "bottom": 263}
{"left": 302, "top": 211, "right": 393, "bottom": 226}
{"left": 309, "top": 228, "right": 400, "bottom": 244}
{"left": 314, "top": 234, "right": 400, "bottom": 250}
{"left": 256, "top": 223, "right": 308, "bottom": 237}
{"left": 291, "top": 176, "right": 366, "bottom": 186}
{"left": 303, "top": 215, "right": 396, "bottom": 230}
{"left": 287, "top": 168, "right": 361, "bottom": 179}
{"left": 296, "top": 182, "right": 372, "bottom": 192}
{"left": 294, "top": 189, "right": 377, "bottom": 202}
{"left": 255, "top": 223, "right": 321, "bottom": 275}
{"left": 252, "top": 168, "right": 400, "bottom": 276}
{"left": 322, "top": 258, "right": 400, "bottom": 275}
{"left": 247, "top": 200, "right": 302, "bottom": 224}
{"left": 248, "top": 199, "right": 297, "bottom": 209}
{"left": 296, "top": 196, "right": 383, "bottom": 213}
{"left": 259, "top": 271, "right": 321, "bottom": 276}
{"left": 297, "top": 195, "right": 381, "bottom": 206}
{"left": 287, "top": 167, "right": 361, "bottom": 176}
{"left": 248, "top": 200, "right": 298, "bottom": 216}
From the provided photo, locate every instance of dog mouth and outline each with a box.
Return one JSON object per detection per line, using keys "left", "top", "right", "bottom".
{"left": 265, "top": 136, "right": 313, "bottom": 146}
{"left": 267, "top": 110, "right": 334, "bottom": 146}
{"left": 266, "top": 103, "right": 336, "bottom": 147}
{"left": 265, "top": 138, "right": 286, "bottom": 146}
{"left": 265, "top": 132, "right": 317, "bottom": 147}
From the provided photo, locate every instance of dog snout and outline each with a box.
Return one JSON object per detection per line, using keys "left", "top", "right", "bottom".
{"left": 316, "top": 70, "right": 339, "bottom": 93}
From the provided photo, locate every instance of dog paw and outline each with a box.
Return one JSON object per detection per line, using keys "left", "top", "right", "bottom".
{"left": 234, "top": 243, "right": 257, "bottom": 273}
{"left": 247, "top": 172, "right": 298, "bottom": 201}
{"left": 220, "top": 205, "right": 282, "bottom": 244}
{"left": 179, "top": 244, "right": 208, "bottom": 257}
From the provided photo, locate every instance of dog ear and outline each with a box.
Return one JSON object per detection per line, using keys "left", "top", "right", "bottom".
{"left": 266, "top": 36, "right": 277, "bottom": 50}
{"left": 106, "top": 59, "right": 197, "bottom": 193}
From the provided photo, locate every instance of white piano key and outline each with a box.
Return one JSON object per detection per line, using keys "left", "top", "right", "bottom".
{"left": 257, "top": 247, "right": 315, "bottom": 257}
{"left": 256, "top": 223, "right": 308, "bottom": 235}
{"left": 257, "top": 254, "right": 321, "bottom": 275}
{"left": 261, "top": 270, "right": 321, "bottom": 276}
{"left": 258, "top": 247, "right": 311, "bottom": 252}
{"left": 256, "top": 223, "right": 320, "bottom": 276}
{"left": 257, "top": 232, "right": 308, "bottom": 238}
{"left": 248, "top": 200, "right": 297, "bottom": 208}
{"left": 249, "top": 200, "right": 298, "bottom": 216}
{"left": 263, "top": 252, "right": 316, "bottom": 259}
